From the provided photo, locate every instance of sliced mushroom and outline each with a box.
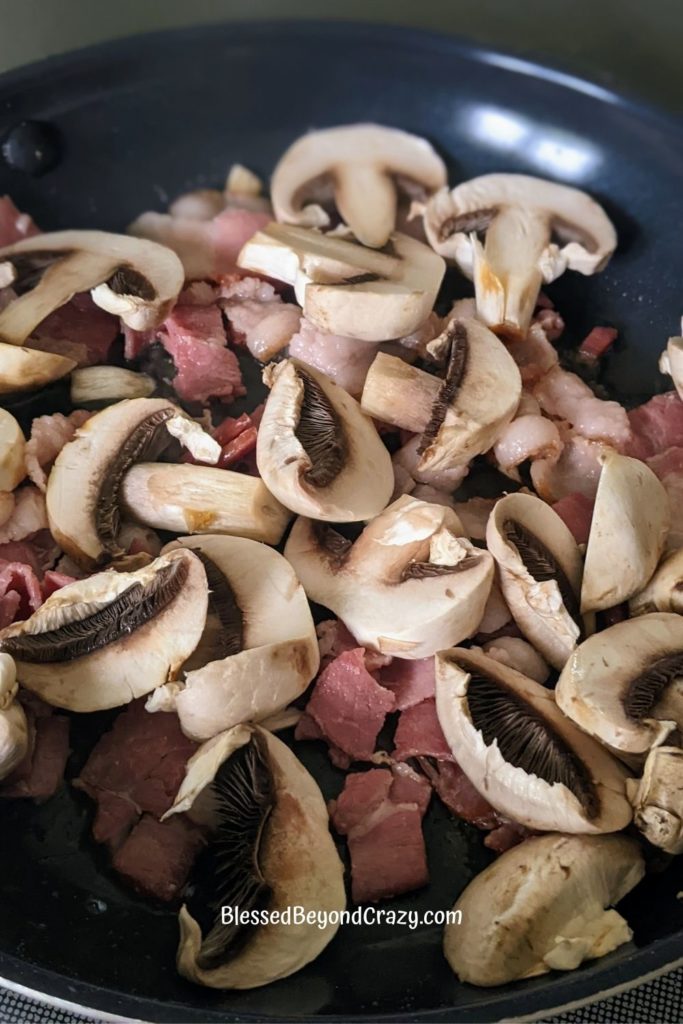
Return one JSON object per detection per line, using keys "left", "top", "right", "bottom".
{"left": 486, "top": 492, "right": 587, "bottom": 670}
{"left": 70, "top": 366, "right": 156, "bottom": 406}
{"left": 285, "top": 495, "right": 494, "bottom": 659}
{"left": 255, "top": 358, "right": 393, "bottom": 522}
{"left": 238, "top": 224, "right": 445, "bottom": 342}
{"left": 0, "top": 408, "right": 26, "bottom": 491}
{"left": 152, "top": 535, "right": 318, "bottom": 741}
{"left": 444, "top": 833, "right": 644, "bottom": 986}
{"left": 271, "top": 124, "right": 447, "bottom": 249}
{"left": 0, "top": 549, "right": 208, "bottom": 712}
{"left": 581, "top": 452, "right": 670, "bottom": 613}
{"left": 423, "top": 175, "right": 616, "bottom": 336}
{"left": 164, "top": 724, "right": 345, "bottom": 988}
{"left": 0, "top": 653, "right": 29, "bottom": 781}
{"left": 0, "top": 230, "right": 184, "bottom": 342}
{"left": 659, "top": 328, "right": 683, "bottom": 401}
{"left": 46, "top": 397, "right": 220, "bottom": 569}
{"left": 627, "top": 746, "right": 683, "bottom": 854}
{"left": 555, "top": 612, "right": 683, "bottom": 755}
{"left": 361, "top": 317, "right": 521, "bottom": 475}
{"left": 0, "top": 341, "right": 75, "bottom": 395}
{"left": 121, "top": 463, "right": 291, "bottom": 545}
{"left": 630, "top": 548, "right": 683, "bottom": 616}
{"left": 435, "top": 647, "right": 632, "bottom": 833}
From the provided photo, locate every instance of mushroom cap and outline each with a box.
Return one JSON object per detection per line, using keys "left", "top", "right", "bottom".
{"left": 486, "top": 492, "right": 586, "bottom": 670}
{"left": 581, "top": 451, "right": 670, "bottom": 613}
{"left": 555, "top": 612, "right": 683, "bottom": 754}
{"left": 238, "top": 223, "right": 445, "bottom": 342}
{"left": 285, "top": 495, "right": 494, "bottom": 659}
{"left": 629, "top": 547, "right": 683, "bottom": 616}
{"left": 435, "top": 647, "right": 633, "bottom": 834}
{"left": 46, "top": 397, "right": 190, "bottom": 569}
{"left": 256, "top": 359, "right": 393, "bottom": 522}
{"left": 271, "top": 123, "right": 447, "bottom": 248}
{"left": 160, "top": 535, "right": 319, "bottom": 741}
{"left": 417, "top": 317, "right": 522, "bottom": 474}
{"left": 0, "top": 549, "right": 208, "bottom": 712}
{"left": 659, "top": 334, "right": 683, "bottom": 401}
{"left": 444, "top": 833, "right": 644, "bottom": 987}
{"left": 0, "top": 230, "right": 184, "bottom": 342}
{"left": 170, "top": 724, "right": 345, "bottom": 989}
{"left": 0, "top": 653, "right": 28, "bottom": 781}
{"left": 0, "top": 341, "right": 76, "bottom": 395}
{"left": 0, "top": 409, "right": 26, "bottom": 491}
{"left": 424, "top": 174, "right": 617, "bottom": 273}
{"left": 627, "top": 745, "right": 683, "bottom": 854}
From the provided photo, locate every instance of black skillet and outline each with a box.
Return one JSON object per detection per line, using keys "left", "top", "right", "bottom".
{"left": 0, "top": 20, "right": 681, "bottom": 1024}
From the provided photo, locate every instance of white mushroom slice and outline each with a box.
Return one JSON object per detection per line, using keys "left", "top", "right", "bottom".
{"left": 0, "top": 653, "right": 29, "bottom": 781}
{"left": 225, "top": 163, "right": 263, "bottom": 197}
{"left": 630, "top": 548, "right": 683, "bottom": 616}
{"left": 238, "top": 224, "right": 445, "bottom": 342}
{"left": 659, "top": 329, "right": 683, "bottom": 400}
{"left": 165, "top": 724, "right": 345, "bottom": 989}
{"left": 0, "top": 231, "right": 184, "bottom": 342}
{"left": 0, "top": 409, "right": 26, "bottom": 491}
{"left": 556, "top": 612, "right": 683, "bottom": 755}
{"left": 0, "top": 549, "right": 208, "bottom": 712}
{"left": 361, "top": 317, "right": 521, "bottom": 475}
{"left": 70, "top": 366, "right": 156, "bottom": 406}
{"left": 444, "top": 834, "right": 644, "bottom": 987}
{"left": 627, "top": 746, "right": 683, "bottom": 854}
{"left": 46, "top": 397, "right": 220, "bottom": 569}
{"left": 581, "top": 452, "right": 670, "bottom": 613}
{"left": 271, "top": 124, "right": 447, "bottom": 249}
{"left": 486, "top": 492, "right": 587, "bottom": 670}
{"left": 157, "top": 535, "right": 318, "bottom": 741}
{"left": 285, "top": 495, "right": 494, "bottom": 659}
{"left": 256, "top": 358, "right": 393, "bottom": 522}
{"left": 436, "top": 647, "right": 632, "bottom": 833}
{"left": 0, "top": 341, "right": 76, "bottom": 395}
{"left": 481, "top": 636, "right": 550, "bottom": 684}
{"left": 423, "top": 175, "right": 616, "bottom": 336}
{"left": 121, "top": 463, "right": 291, "bottom": 545}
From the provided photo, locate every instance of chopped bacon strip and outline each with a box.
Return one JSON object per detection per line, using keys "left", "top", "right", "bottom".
{"left": 379, "top": 658, "right": 435, "bottom": 710}
{"left": 0, "top": 195, "right": 40, "bottom": 246}
{"left": 329, "top": 767, "right": 430, "bottom": 902}
{"left": 25, "top": 410, "right": 91, "bottom": 491}
{"left": 392, "top": 698, "right": 453, "bottom": 762}
{"left": 418, "top": 759, "right": 499, "bottom": 829}
{"left": 288, "top": 318, "right": 378, "bottom": 396}
{"left": 295, "top": 649, "right": 395, "bottom": 764}
{"left": 484, "top": 820, "right": 532, "bottom": 853}
{"left": 624, "top": 391, "right": 683, "bottom": 460}
{"left": 578, "top": 325, "right": 618, "bottom": 362}
{"left": 316, "top": 620, "right": 392, "bottom": 674}
{"left": 0, "top": 561, "right": 43, "bottom": 624}
{"left": 111, "top": 813, "right": 205, "bottom": 902}
{"left": 31, "top": 294, "right": 118, "bottom": 367}
{"left": 160, "top": 303, "right": 245, "bottom": 404}
{"left": 0, "top": 715, "right": 70, "bottom": 802}
{"left": 0, "top": 486, "right": 48, "bottom": 544}
{"left": 552, "top": 492, "right": 594, "bottom": 545}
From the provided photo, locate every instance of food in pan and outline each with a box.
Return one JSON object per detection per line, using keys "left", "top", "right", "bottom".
{"left": 0, "top": 123, "right": 681, "bottom": 990}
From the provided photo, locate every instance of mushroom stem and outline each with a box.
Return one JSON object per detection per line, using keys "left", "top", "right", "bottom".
{"left": 334, "top": 162, "right": 397, "bottom": 248}
{"left": 121, "top": 463, "right": 291, "bottom": 545}
{"left": 361, "top": 353, "right": 439, "bottom": 432}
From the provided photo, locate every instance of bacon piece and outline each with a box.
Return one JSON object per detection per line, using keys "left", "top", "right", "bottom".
{"left": 30, "top": 294, "right": 118, "bottom": 367}
{"left": 315, "top": 620, "right": 392, "bottom": 674}
{"left": 625, "top": 391, "right": 683, "bottom": 460}
{"left": 534, "top": 366, "right": 630, "bottom": 447}
{"left": 532, "top": 432, "right": 608, "bottom": 503}
{"left": 484, "top": 820, "right": 531, "bottom": 853}
{"left": 295, "top": 648, "right": 395, "bottom": 763}
{"left": 111, "top": 813, "right": 205, "bottom": 902}
{"left": 160, "top": 304, "right": 244, "bottom": 404}
{"left": 552, "top": 491, "right": 594, "bottom": 545}
{"left": 0, "top": 195, "right": 40, "bottom": 246}
{"left": 25, "top": 410, "right": 91, "bottom": 491}
{"left": 578, "top": 325, "right": 618, "bottom": 362}
{"left": 0, "top": 560, "right": 43, "bottom": 623}
{"left": 288, "top": 318, "right": 378, "bottom": 396}
{"left": 222, "top": 275, "right": 301, "bottom": 362}
{"left": 0, "top": 486, "right": 48, "bottom": 544}
{"left": 0, "top": 715, "right": 70, "bottom": 802}
{"left": 392, "top": 698, "right": 453, "bottom": 762}
{"left": 380, "top": 658, "right": 435, "bottom": 710}
{"left": 418, "top": 759, "right": 499, "bottom": 829}
{"left": 493, "top": 414, "right": 563, "bottom": 477}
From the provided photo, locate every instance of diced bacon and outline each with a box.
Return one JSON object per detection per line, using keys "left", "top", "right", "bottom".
{"left": 0, "top": 715, "right": 70, "bottom": 802}
{"left": 389, "top": 762, "right": 432, "bottom": 813}
{"left": 0, "top": 486, "right": 47, "bottom": 544}
{"left": 288, "top": 319, "right": 378, "bottom": 396}
{"left": 493, "top": 414, "right": 563, "bottom": 477}
{"left": 648, "top": 446, "right": 683, "bottom": 479}
{"left": 533, "top": 308, "right": 565, "bottom": 342}
{"left": 111, "top": 813, "right": 205, "bottom": 902}
{"left": 0, "top": 195, "right": 40, "bottom": 246}
{"left": 211, "top": 208, "right": 272, "bottom": 276}
{"left": 578, "top": 326, "right": 618, "bottom": 362}
{"left": 534, "top": 366, "right": 630, "bottom": 447}
{"left": 535, "top": 291, "right": 554, "bottom": 310}
{"left": 315, "top": 620, "right": 392, "bottom": 674}
{"left": 552, "top": 491, "right": 594, "bottom": 545}
{"left": 30, "top": 293, "right": 119, "bottom": 367}
{"left": 25, "top": 410, "right": 91, "bottom": 491}
{"left": 117, "top": 522, "right": 162, "bottom": 559}
{"left": 295, "top": 649, "right": 395, "bottom": 762}
{"left": 380, "top": 658, "right": 435, "bottom": 710}
{"left": 180, "top": 281, "right": 219, "bottom": 305}
{"left": 160, "top": 304, "right": 244, "bottom": 404}
{"left": 625, "top": 391, "right": 683, "bottom": 460}
{"left": 74, "top": 700, "right": 198, "bottom": 852}
{"left": 392, "top": 699, "right": 453, "bottom": 762}
{"left": 222, "top": 276, "right": 301, "bottom": 362}
{"left": 123, "top": 324, "right": 156, "bottom": 361}
{"left": 0, "top": 540, "right": 42, "bottom": 575}
{"left": 507, "top": 322, "right": 559, "bottom": 384}
{"left": 40, "top": 570, "right": 75, "bottom": 600}
{"left": 531, "top": 433, "right": 608, "bottom": 503}
{"left": 329, "top": 767, "right": 430, "bottom": 903}
{"left": 0, "top": 561, "right": 43, "bottom": 623}
{"left": 484, "top": 820, "right": 531, "bottom": 853}
{"left": 418, "top": 759, "right": 499, "bottom": 829}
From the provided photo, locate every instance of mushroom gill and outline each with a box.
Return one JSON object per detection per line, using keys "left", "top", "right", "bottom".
{"left": 294, "top": 368, "right": 348, "bottom": 488}
{"left": 417, "top": 320, "right": 469, "bottom": 457}
{"left": 186, "top": 734, "right": 274, "bottom": 969}
{"left": 623, "top": 651, "right": 683, "bottom": 722}
{"left": 189, "top": 549, "right": 244, "bottom": 662}
{"left": 503, "top": 518, "right": 582, "bottom": 630}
